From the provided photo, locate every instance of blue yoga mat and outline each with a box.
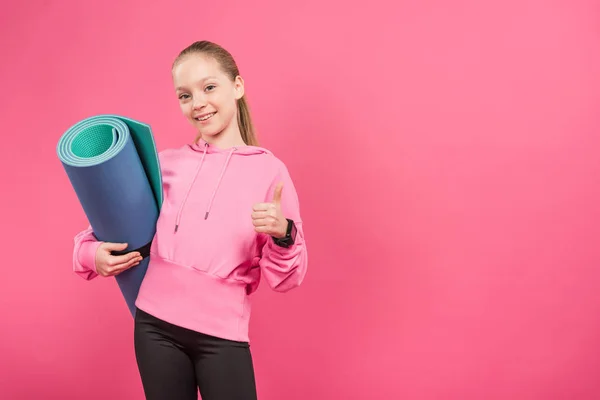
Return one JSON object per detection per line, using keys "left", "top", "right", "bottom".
{"left": 56, "top": 114, "right": 163, "bottom": 317}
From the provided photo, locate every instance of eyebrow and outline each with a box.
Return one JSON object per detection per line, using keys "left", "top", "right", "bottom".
{"left": 176, "top": 76, "right": 218, "bottom": 91}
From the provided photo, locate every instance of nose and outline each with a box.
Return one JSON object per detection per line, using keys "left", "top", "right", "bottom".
{"left": 192, "top": 93, "right": 207, "bottom": 110}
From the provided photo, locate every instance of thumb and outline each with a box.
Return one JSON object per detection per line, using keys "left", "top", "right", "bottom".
{"left": 272, "top": 182, "right": 284, "bottom": 206}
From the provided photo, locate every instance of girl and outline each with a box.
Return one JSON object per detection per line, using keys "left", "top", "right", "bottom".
{"left": 72, "top": 40, "right": 308, "bottom": 400}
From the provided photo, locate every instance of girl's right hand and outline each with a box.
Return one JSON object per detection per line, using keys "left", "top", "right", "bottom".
{"left": 95, "top": 242, "right": 143, "bottom": 277}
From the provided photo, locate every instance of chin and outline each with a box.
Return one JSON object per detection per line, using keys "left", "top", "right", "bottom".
{"left": 196, "top": 125, "right": 224, "bottom": 139}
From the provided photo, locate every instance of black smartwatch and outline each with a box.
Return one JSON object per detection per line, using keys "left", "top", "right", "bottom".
{"left": 272, "top": 219, "right": 297, "bottom": 248}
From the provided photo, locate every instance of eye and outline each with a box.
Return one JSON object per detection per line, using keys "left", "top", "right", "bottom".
{"left": 178, "top": 93, "right": 190, "bottom": 100}
{"left": 205, "top": 84, "right": 216, "bottom": 92}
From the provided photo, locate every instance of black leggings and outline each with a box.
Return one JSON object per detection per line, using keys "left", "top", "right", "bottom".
{"left": 133, "top": 308, "right": 257, "bottom": 400}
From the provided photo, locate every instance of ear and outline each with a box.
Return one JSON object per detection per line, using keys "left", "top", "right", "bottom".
{"left": 234, "top": 75, "right": 245, "bottom": 100}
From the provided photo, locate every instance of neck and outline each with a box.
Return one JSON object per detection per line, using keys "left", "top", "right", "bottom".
{"left": 197, "top": 120, "right": 247, "bottom": 149}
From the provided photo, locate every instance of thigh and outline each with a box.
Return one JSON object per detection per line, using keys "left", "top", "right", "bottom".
{"left": 134, "top": 308, "right": 198, "bottom": 400}
{"left": 193, "top": 335, "right": 257, "bottom": 400}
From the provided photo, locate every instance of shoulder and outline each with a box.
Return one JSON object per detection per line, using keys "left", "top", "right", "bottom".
{"left": 251, "top": 150, "right": 299, "bottom": 192}
{"left": 251, "top": 148, "right": 290, "bottom": 174}
{"left": 157, "top": 144, "right": 193, "bottom": 166}
{"left": 155, "top": 145, "right": 199, "bottom": 176}
{"left": 158, "top": 144, "right": 189, "bottom": 159}
{"left": 263, "top": 152, "right": 288, "bottom": 171}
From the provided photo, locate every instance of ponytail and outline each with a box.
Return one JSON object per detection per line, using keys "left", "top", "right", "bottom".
{"left": 237, "top": 96, "right": 258, "bottom": 146}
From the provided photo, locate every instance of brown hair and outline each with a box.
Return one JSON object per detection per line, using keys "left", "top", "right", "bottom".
{"left": 173, "top": 41, "right": 258, "bottom": 146}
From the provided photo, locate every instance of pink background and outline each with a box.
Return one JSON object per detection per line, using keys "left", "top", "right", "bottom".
{"left": 1, "top": 0, "right": 600, "bottom": 399}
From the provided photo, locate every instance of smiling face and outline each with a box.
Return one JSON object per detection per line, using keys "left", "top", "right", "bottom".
{"left": 173, "top": 54, "right": 245, "bottom": 143}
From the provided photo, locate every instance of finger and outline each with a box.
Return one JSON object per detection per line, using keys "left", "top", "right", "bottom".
{"left": 254, "top": 226, "right": 270, "bottom": 234}
{"left": 272, "top": 182, "right": 284, "bottom": 206}
{"left": 252, "top": 217, "right": 279, "bottom": 227}
{"left": 110, "top": 263, "right": 138, "bottom": 276}
{"left": 252, "top": 217, "right": 269, "bottom": 227}
{"left": 107, "top": 251, "right": 141, "bottom": 266}
{"left": 252, "top": 203, "right": 272, "bottom": 212}
{"left": 251, "top": 211, "right": 272, "bottom": 219}
{"left": 254, "top": 226, "right": 268, "bottom": 233}
{"left": 109, "top": 256, "right": 143, "bottom": 276}
{"left": 115, "top": 260, "right": 141, "bottom": 275}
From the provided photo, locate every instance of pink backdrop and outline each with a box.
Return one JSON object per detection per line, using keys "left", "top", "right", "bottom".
{"left": 1, "top": 0, "right": 600, "bottom": 399}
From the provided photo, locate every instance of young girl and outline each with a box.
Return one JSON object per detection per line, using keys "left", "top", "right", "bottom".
{"left": 72, "top": 40, "right": 308, "bottom": 400}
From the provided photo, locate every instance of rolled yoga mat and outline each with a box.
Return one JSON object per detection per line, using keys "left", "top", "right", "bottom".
{"left": 56, "top": 114, "right": 163, "bottom": 317}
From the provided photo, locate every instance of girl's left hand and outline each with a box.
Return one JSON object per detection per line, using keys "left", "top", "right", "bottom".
{"left": 252, "top": 182, "right": 287, "bottom": 239}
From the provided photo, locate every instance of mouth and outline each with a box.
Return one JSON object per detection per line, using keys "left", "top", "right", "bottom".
{"left": 194, "top": 112, "right": 216, "bottom": 122}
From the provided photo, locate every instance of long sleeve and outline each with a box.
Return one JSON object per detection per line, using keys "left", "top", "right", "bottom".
{"left": 73, "top": 225, "right": 102, "bottom": 281}
{"left": 258, "top": 163, "right": 308, "bottom": 292}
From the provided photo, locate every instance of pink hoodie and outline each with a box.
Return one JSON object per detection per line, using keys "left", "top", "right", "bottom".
{"left": 72, "top": 139, "right": 308, "bottom": 342}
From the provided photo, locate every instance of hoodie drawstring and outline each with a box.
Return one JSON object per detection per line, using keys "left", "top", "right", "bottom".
{"left": 175, "top": 142, "right": 208, "bottom": 232}
{"left": 205, "top": 148, "right": 235, "bottom": 220}
{"left": 174, "top": 144, "right": 236, "bottom": 232}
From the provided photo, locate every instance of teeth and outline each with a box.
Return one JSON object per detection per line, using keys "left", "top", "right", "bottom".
{"left": 196, "top": 113, "right": 215, "bottom": 121}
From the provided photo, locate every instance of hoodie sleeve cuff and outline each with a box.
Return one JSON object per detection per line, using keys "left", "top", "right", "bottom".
{"left": 267, "top": 238, "right": 298, "bottom": 254}
{"left": 78, "top": 240, "right": 102, "bottom": 274}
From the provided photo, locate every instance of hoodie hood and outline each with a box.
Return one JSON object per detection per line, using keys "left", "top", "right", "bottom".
{"left": 174, "top": 139, "right": 271, "bottom": 232}
{"left": 189, "top": 138, "right": 271, "bottom": 156}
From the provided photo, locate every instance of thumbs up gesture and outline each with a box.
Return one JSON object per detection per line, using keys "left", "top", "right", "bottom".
{"left": 252, "top": 182, "right": 287, "bottom": 238}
